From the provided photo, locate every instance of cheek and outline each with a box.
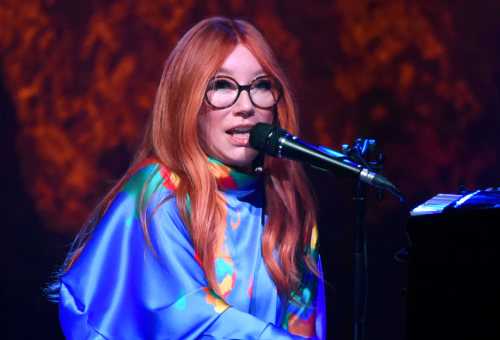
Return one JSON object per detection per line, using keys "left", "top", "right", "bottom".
{"left": 198, "top": 113, "right": 213, "bottom": 148}
{"left": 198, "top": 110, "right": 226, "bottom": 147}
{"left": 257, "top": 110, "right": 275, "bottom": 124}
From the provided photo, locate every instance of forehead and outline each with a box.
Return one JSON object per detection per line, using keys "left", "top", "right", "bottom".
{"left": 217, "top": 44, "right": 264, "bottom": 81}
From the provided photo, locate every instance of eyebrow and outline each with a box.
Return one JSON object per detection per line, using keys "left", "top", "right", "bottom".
{"left": 216, "top": 67, "right": 266, "bottom": 78}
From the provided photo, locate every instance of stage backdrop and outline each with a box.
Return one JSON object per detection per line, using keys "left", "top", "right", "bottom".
{"left": 2, "top": 1, "right": 499, "bottom": 340}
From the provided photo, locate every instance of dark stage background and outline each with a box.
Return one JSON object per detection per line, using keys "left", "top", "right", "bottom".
{"left": 2, "top": 1, "right": 499, "bottom": 339}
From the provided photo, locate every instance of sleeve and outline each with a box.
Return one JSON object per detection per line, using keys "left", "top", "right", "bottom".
{"left": 59, "top": 186, "right": 307, "bottom": 340}
{"left": 281, "top": 226, "right": 327, "bottom": 340}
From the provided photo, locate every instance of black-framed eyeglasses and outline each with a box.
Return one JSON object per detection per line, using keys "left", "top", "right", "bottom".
{"left": 205, "top": 75, "right": 283, "bottom": 110}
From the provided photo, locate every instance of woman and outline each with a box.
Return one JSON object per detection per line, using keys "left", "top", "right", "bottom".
{"left": 56, "top": 17, "right": 326, "bottom": 339}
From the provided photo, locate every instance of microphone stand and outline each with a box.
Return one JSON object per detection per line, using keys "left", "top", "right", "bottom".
{"left": 248, "top": 123, "right": 404, "bottom": 340}
{"left": 342, "top": 139, "right": 384, "bottom": 340}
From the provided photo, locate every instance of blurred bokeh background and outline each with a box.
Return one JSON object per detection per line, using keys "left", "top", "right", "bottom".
{"left": 1, "top": 1, "right": 499, "bottom": 339}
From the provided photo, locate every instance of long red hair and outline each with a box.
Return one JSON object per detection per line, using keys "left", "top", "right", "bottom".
{"left": 65, "top": 17, "right": 318, "bottom": 297}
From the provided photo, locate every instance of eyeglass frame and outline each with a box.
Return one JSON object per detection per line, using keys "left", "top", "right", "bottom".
{"left": 204, "top": 75, "right": 283, "bottom": 110}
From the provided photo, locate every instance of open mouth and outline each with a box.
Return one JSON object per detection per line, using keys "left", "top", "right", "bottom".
{"left": 226, "top": 126, "right": 252, "bottom": 145}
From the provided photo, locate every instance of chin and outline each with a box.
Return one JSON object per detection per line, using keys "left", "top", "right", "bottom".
{"left": 223, "top": 149, "right": 257, "bottom": 168}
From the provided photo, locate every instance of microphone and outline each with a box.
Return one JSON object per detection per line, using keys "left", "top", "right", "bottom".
{"left": 249, "top": 123, "right": 403, "bottom": 200}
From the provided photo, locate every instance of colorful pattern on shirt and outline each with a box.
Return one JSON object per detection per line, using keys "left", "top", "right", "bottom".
{"left": 58, "top": 158, "right": 326, "bottom": 339}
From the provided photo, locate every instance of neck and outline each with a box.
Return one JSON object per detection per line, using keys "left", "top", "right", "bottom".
{"left": 207, "top": 157, "right": 261, "bottom": 191}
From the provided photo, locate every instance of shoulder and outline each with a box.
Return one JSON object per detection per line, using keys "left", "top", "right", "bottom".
{"left": 102, "top": 158, "right": 187, "bottom": 235}
{"left": 58, "top": 161, "right": 200, "bottom": 339}
{"left": 120, "top": 158, "right": 180, "bottom": 201}
{"left": 65, "top": 159, "right": 185, "bottom": 274}
{"left": 61, "top": 160, "right": 188, "bottom": 284}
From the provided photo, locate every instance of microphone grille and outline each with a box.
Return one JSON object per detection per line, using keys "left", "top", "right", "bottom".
{"left": 249, "top": 123, "right": 284, "bottom": 156}
{"left": 249, "top": 123, "right": 274, "bottom": 150}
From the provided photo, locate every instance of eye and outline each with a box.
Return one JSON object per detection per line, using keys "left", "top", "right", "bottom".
{"left": 253, "top": 78, "right": 273, "bottom": 90}
{"left": 211, "top": 78, "right": 236, "bottom": 91}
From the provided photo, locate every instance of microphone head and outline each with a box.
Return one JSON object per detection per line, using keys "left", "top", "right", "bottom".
{"left": 249, "top": 123, "right": 286, "bottom": 156}
{"left": 249, "top": 123, "right": 274, "bottom": 150}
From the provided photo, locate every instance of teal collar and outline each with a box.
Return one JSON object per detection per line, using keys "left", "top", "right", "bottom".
{"left": 208, "top": 157, "right": 261, "bottom": 191}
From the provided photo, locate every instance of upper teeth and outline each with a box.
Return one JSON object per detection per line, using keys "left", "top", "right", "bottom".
{"left": 230, "top": 127, "right": 250, "bottom": 133}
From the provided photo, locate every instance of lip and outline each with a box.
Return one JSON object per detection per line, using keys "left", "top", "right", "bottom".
{"left": 225, "top": 124, "right": 255, "bottom": 146}
{"left": 225, "top": 124, "right": 255, "bottom": 133}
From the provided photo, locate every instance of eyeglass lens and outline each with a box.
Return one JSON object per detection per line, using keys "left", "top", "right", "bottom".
{"left": 206, "top": 77, "right": 280, "bottom": 109}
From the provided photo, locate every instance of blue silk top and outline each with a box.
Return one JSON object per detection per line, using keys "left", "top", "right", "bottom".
{"left": 59, "top": 159, "right": 326, "bottom": 339}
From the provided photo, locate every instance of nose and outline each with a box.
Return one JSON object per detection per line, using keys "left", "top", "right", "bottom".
{"left": 233, "top": 89, "right": 254, "bottom": 117}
